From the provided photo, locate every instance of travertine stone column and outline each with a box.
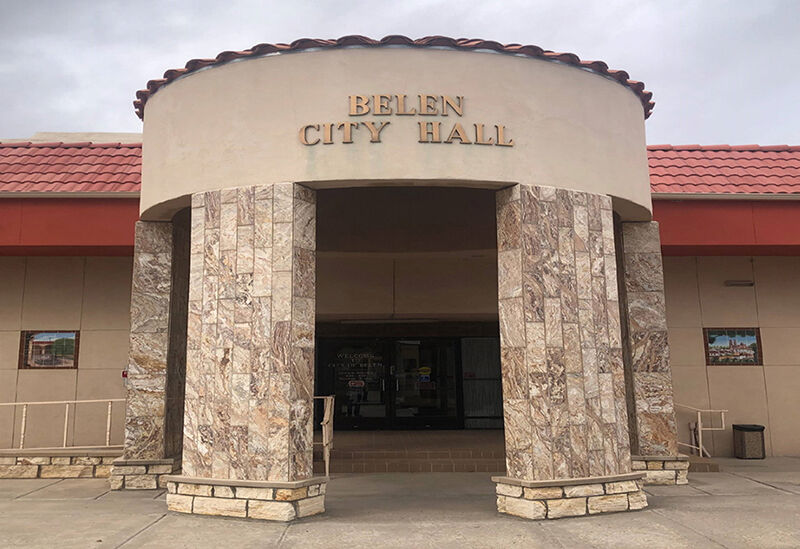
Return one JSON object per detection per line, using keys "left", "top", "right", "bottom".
{"left": 493, "top": 184, "right": 646, "bottom": 520}
{"left": 620, "top": 222, "right": 686, "bottom": 484}
{"left": 113, "top": 221, "right": 180, "bottom": 490}
{"left": 169, "top": 183, "right": 324, "bottom": 521}
{"left": 124, "top": 221, "right": 173, "bottom": 459}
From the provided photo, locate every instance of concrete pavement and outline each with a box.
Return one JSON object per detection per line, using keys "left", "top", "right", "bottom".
{"left": 2, "top": 459, "right": 800, "bottom": 548}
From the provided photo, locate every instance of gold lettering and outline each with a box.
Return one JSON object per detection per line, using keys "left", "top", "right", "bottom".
{"left": 441, "top": 96, "right": 464, "bottom": 116}
{"left": 337, "top": 122, "right": 359, "bottom": 143}
{"left": 395, "top": 94, "right": 417, "bottom": 115}
{"left": 299, "top": 124, "right": 320, "bottom": 145}
{"left": 362, "top": 121, "right": 391, "bottom": 143}
{"left": 495, "top": 125, "right": 514, "bottom": 147}
{"left": 474, "top": 124, "right": 494, "bottom": 146}
{"left": 444, "top": 123, "right": 471, "bottom": 144}
{"left": 373, "top": 94, "right": 392, "bottom": 115}
{"left": 418, "top": 94, "right": 438, "bottom": 115}
{"left": 322, "top": 123, "right": 334, "bottom": 145}
{"left": 349, "top": 95, "right": 370, "bottom": 116}
{"left": 302, "top": 97, "right": 510, "bottom": 148}
{"left": 418, "top": 122, "right": 441, "bottom": 143}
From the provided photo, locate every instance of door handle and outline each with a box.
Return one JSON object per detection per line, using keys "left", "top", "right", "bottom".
{"left": 396, "top": 378, "right": 400, "bottom": 391}
{"left": 381, "top": 379, "right": 385, "bottom": 392}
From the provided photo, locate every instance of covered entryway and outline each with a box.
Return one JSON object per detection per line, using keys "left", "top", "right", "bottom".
{"left": 314, "top": 186, "right": 503, "bottom": 434}
{"left": 118, "top": 36, "right": 675, "bottom": 523}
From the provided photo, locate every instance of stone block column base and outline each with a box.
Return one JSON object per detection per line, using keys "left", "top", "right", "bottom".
{"left": 492, "top": 472, "right": 647, "bottom": 520}
{"left": 632, "top": 455, "right": 689, "bottom": 485}
{"left": 111, "top": 458, "right": 180, "bottom": 490}
{"left": 164, "top": 475, "right": 328, "bottom": 521}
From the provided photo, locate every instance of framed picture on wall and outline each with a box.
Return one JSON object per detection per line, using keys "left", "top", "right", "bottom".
{"left": 703, "top": 328, "right": 762, "bottom": 366}
{"left": 18, "top": 331, "right": 80, "bottom": 369}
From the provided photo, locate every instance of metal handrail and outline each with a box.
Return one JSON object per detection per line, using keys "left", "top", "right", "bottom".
{"left": 313, "top": 396, "right": 335, "bottom": 476}
{"left": 675, "top": 403, "right": 728, "bottom": 458}
{"left": 0, "top": 398, "right": 125, "bottom": 450}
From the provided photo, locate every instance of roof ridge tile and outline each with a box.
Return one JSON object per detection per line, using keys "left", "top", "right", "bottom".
{"left": 647, "top": 144, "right": 800, "bottom": 152}
{"left": 0, "top": 141, "right": 142, "bottom": 149}
{"left": 132, "top": 35, "right": 656, "bottom": 120}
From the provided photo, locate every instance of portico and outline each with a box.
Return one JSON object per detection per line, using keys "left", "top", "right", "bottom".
{"left": 113, "top": 36, "right": 684, "bottom": 521}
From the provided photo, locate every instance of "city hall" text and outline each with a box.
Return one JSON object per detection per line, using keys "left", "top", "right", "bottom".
{"left": 299, "top": 94, "right": 514, "bottom": 147}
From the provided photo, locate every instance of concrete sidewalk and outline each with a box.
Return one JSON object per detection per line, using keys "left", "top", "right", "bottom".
{"left": 2, "top": 458, "right": 800, "bottom": 548}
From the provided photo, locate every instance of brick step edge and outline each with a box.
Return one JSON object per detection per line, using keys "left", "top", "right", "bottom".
{"left": 688, "top": 462, "right": 720, "bottom": 473}
{"left": 313, "top": 460, "right": 506, "bottom": 473}
{"left": 312, "top": 452, "right": 506, "bottom": 459}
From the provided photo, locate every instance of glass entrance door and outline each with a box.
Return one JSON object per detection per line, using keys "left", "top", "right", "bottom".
{"left": 317, "top": 337, "right": 461, "bottom": 429}
{"left": 319, "top": 339, "right": 388, "bottom": 429}
{"left": 392, "top": 340, "right": 459, "bottom": 428}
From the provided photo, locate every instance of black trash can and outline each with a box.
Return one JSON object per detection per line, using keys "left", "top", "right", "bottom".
{"left": 733, "top": 424, "right": 765, "bottom": 459}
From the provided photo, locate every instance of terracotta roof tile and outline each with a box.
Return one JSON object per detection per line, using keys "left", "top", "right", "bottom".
{"left": 1, "top": 142, "right": 798, "bottom": 196}
{"left": 0, "top": 142, "right": 141, "bottom": 193}
{"left": 133, "top": 35, "right": 655, "bottom": 120}
{"left": 648, "top": 144, "right": 800, "bottom": 195}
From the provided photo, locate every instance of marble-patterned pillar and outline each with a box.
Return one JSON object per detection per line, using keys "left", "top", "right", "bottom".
{"left": 493, "top": 184, "right": 647, "bottom": 520}
{"left": 166, "top": 183, "right": 325, "bottom": 522}
{"left": 620, "top": 222, "right": 687, "bottom": 484}
{"left": 112, "top": 221, "right": 181, "bottom": 490}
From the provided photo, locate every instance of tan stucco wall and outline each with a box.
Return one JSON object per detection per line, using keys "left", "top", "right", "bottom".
{"left": 0, "top": 257, "right": 131, "bottom": 449}
{"left": 664, "top": 256, "right": 800, "bottom": 457}
{"left": 140, "top": 47, "right": 652, "bottom": 221}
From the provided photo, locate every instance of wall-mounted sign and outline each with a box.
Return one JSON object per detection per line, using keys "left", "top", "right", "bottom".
{"left": 703, "top": 328, "right": 763, "bottom": 366}
{"left": 299, "top": 94, "right": 513, "bottom": 147}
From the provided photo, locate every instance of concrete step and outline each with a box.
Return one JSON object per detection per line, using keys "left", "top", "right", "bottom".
{"left": 313, "top": 458, "right": 506, "bottom": 474}
{"left": 313, "top": 449, "right": 505, "bottom": 460}
{"left": 688, "top": 454, "right": 721, "bottom": 472}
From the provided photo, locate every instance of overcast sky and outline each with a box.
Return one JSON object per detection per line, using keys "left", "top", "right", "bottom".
{"left": 2, "top": 0, "right": 798, "bottom": 144}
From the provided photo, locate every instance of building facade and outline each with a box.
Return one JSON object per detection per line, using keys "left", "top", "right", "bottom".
{"left": 1, "top": 37, "right": 798, "bottom": 522}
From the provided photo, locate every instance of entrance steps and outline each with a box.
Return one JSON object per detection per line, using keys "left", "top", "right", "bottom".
{"left": 688, "top": 454, "right": 721, "bottom": 472}
{"left": 312, "top": 430, "right": 506, "bottom": 474}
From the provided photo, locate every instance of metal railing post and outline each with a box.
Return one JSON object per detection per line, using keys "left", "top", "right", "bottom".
{"left": 697, "top": 410, "right": 703, "bottom": 457}
{"left": 19, "top": 404, "right": 28, "bottom": 449}
{"left": 105, "top": 401, "right": 113, "bottom": 447}
{"left": 675, "top": 403, "right": 729, "bottom": 459}
{"left": 312, "top": 395, "right": 335, "bottom": 477}
{"left": 63, "top": 403, "right": 70, "bottom": 448}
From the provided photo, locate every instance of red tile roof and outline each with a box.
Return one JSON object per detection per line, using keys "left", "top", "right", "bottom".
{"left": 1, "top": 142, "right": 799, "bottom": 197}
{"left": 133, "top": 35, "right": 655, "bottom": 120}
{"left": 0, "top": 142, "right": 141, "bottom": 193}
{"left": 648, "top": 145, "right": 800, "bottom": 195}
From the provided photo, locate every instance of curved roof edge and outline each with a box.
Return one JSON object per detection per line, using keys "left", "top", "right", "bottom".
{"left": 133, "top": 35, "right": 655, "bottom": 120}
{"left": 649, "top": 144, "right": 800, "bottom": 152}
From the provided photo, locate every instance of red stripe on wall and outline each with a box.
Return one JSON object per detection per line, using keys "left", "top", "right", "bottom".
{"left": 1, "top": 197, "right": 798, "bottom": 257}
{"left": 0, "top": 198, "right": 139, "bottom": 255}
{"left": 653, "top": 200, "right": 800, "bottom": 255}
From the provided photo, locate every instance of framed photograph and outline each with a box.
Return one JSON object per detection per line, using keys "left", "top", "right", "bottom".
{"left": 18, "top": 331, "right": 80, "bottom": 369}
{"left": 703, "top": 328, "right": 762, "bottom": 366}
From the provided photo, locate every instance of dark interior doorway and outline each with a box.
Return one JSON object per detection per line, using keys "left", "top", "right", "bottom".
{"left": 313, "top": 187, "right": 503, "bottom": 430}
